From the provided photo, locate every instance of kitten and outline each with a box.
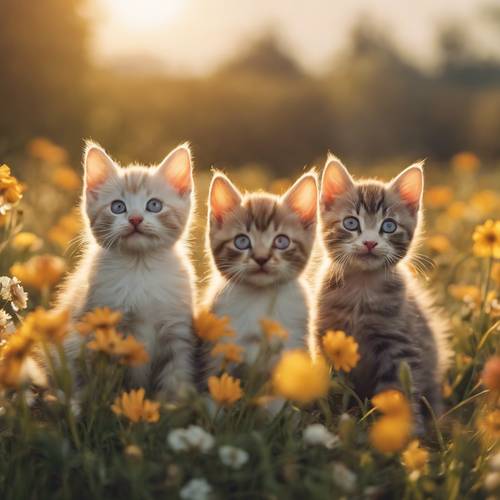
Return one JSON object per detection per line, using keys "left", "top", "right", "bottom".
{"left": 58, "top": 142, "right": 196, "bottom": 399}
{"left": 204, "top": 171, "right": 318, "bottom": 368}
{"left": 312, "top": 155, "right": 450, "bottom": 432}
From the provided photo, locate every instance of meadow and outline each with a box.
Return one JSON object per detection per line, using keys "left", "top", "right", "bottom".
{"left": 0, "top": 139, "right": 500, "bottom": 499}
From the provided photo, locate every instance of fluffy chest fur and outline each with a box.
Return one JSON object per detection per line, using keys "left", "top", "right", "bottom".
{"left": 208, "top": 277, "right": 309, "bottom": 357}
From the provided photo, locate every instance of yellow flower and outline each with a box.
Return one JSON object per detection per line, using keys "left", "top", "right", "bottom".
{"left": 426, "top": 234, "right": 451, "bottom": 254}
{"left": 208, "top": 373, "right": 243, "bottom": 407}
{"left": 446, "top": 201, "right": 467, "bottom": 220}
{"left": 369, "top": 415, "right": 412, "bottom": 454}
{"left": 48, "top": 211, "right": 82, "bottom": 250}
{"left": 27, "top": 138, "right": 68, "bottom": 164}
{"left": 22, "top": 307, "right": 69, "bottom": 344}
{"left": 0, "top": 276, "right": 28, "bottom": 311}
{"left": 401, "top": 440, "right": 429, "bottom": 472}
{"left": 87, "top": 328, "right": 124, "bottom": 355}
{"left": 10, "top": 254, "right": 66, "bottom": 291}
{"left": 272, "top": 350, "right": 330, "bottom": 405}
{"left": 479, "top": 409, "right": 500, "bottom": 441}
{"left": 76, "top": 307, "right": 122, "bottom": 336}
{"left": 424, "top": 186, "right": 453, "bottom": 209}
{"left": 448, "top": 284, "right": 481, "bottom": 307}
{"left": 472, "top": 220, "right": 500, "bottom": 258}
{"left": 322, "top": 330, "right": 360, "bottom": 372}
{"left": 0, "top": 164, "right": 23, "bottom": 211}
{"left": 0, "top": 330, "right": 35, "bottom": 388}
{"left": 211, "top": 342, "right": 243, "bottom": 364}
{"left": 372, "top": 389, "right": 412, "bottom": 418}
{"left": 451, "top": 152, "right": 480, "bottom": 173}
{"left": 260, "top": 318, "right": 289, "bottom": 341}
{"left": 470, "top": 191, "right": 498, "bottom": 216}
{"left": 52, "top": 166, "right": 81, "bottom": 190}
{"left": 11, "top": 232, "right": 43, "bottom": 252}
{"left": 194, "top": 310, "right": 235, "bottom": 342}
{"left": 115, "top": 335, "right": 149, "bottom": 366}
{"left": 124, "top": 444, "right": 143, "bottom": 460}
{"left": 111, "top": 388, "right": 160, "bottom": 423}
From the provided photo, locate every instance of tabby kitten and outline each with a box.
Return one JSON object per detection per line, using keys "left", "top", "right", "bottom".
{"left": 205, "top": 171, "right": 318, "bottom": 366}
{"left": 313, "top": 155, "right": 450, "bottom": 431}
{"left": 59, "top": 142, "right": 196, "bottom": 399}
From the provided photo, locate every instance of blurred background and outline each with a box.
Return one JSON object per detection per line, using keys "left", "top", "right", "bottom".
{"left": 0, "top": 0, "right": 499, "bottom": 281}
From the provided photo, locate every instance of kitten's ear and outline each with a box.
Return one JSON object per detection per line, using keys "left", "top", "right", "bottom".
{"left": 157, "top": 143, "right": 192, "bottom": 195}
{"left": 283, "top": 172, "right": 317, "bottom": 226}
{"left": 209, "top": 173, "right": 242, "bottom": 223}
{"left": 84, "top": 142, "right": 118, "bottom": 194}
{"left": 390, "top": 161, "right": 424, "bottom": 213}
{"left": 321, "top": 154, "right": 354, "bottom": 208}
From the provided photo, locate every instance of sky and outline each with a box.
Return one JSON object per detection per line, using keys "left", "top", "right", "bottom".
{"left": 90, "top": 0, "right": 498, "bottom": 75}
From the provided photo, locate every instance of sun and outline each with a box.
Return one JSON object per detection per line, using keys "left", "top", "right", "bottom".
{"left": 103, "top": 0, "right": 186, "bottom": 32}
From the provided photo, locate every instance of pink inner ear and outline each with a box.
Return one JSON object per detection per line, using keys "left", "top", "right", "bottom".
{"left": 321, "top": 158, "right": 353, "bottom": 207}
{"left": 393, "top": 166, "right": 423, "bottom": 210}
{"left": 210, "top": 176, "right": 241, "bottom": 222}
{"left": 160, "top": 146, "right": 192, "bottom": 195}
{"left": 85, "top": 147, "right": 116, "bottom": 193}
{"left": 284, "top": 175, "right": 317, "bottom": 225}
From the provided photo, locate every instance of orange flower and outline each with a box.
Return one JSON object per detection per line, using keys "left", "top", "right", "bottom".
{"left": 115, "top": 335, "right": 149, "bottom": 366}
{"left": 424, "top": 186, "right": 453, "bottom": 209}
{"left": 0, "top": 329, "right": 35, "bottom": 388}
{"left": 208, "top": 373, "right": 243, "bottom": 407}
{"left": 76, "top": 307, "right": 122, "bottom": 336}
{"left": 369, "top": 415, "right": 412, "bottom": 454}
{"left": 52, "top": 166, "right": 81, "bottom": 190}
{"left": 482, "top": 356, "right": 500, "bottom": 392}
{"left": 272, "top": 350, "right": 330, "bottom": 405}
{"left": 211, "top": 342, "right": 243, "bottom": 364}
{"left": 194, "top": 310, "right": 235, "bottom": 342}
{"left": 426, "top": 234, "right": 451, "bottom": 254}
{"left": 111, "top": 388, "right": 160, "bottom": 423}
{"left": 48, "top": 211, "right": 82, "bottom": 250}
{"left": 472, "top": 220, "right": 500, "bottom": 258}
{"left": 451, "top": 152, "right": 480, "bottom": 173}
{"left": 10, "top": 254, "right": 66, "bottom": 291}
{"left": 322, "top": 330, "right": 360, "bottom": 372}
{"left": 11, "top": 232, "right": 43, "bottom": 252}
{"left": 28, "top": 137, "right": 68, "bottom": 164}
{"left": 259, "top": 318, "right": 289, "bottom": 341}
{"left": 22, "top": 307, "right": 69, "bottom": 344}
{"left": 87, "top": 328, "right": 124, "bottom": 355}
{"left": 402, "top": 440, "right": 429, "bottom": 472}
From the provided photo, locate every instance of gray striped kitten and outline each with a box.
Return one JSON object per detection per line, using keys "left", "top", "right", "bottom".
{"left": 312, "top": 155, "right": 450, "bottom": 432}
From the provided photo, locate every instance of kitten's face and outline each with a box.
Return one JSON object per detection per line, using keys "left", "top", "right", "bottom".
{"left": 83, "top": 142, "right": 192, "bottom": 254}
{"left": 320, "top": 156, "right": 423, "bottom": 272}
{"left": 208, "top": 173, "right": 317, "bottom": 287}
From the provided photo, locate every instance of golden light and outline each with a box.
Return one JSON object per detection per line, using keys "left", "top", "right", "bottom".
{"left": 102, "top": 0, "right": 186, "bottom": 32}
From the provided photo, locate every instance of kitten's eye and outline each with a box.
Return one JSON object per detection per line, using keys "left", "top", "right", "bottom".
{"left": 381, "top": 218, "right": 397, "bottom": 233}
{"left": 273, "top": 234, "right": 290, "bottom": 250}
{"left": 343, "top": 216, "right": 360, "bottom": 231}
{"left": 111, "top": 200, "right": 126, "bottom": 214}
{"left": 146, "top": 198, "right": 163, "bottom": 213}
{"left": 234, "top": 234, "right": 251, "bottom": 250}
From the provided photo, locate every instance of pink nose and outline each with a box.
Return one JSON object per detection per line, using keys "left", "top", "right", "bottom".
{"left": 128, "top": 215, "right": 143, "bottom": 227}
{"left": 363, "top": 240, "right": 378, "bottom": 251}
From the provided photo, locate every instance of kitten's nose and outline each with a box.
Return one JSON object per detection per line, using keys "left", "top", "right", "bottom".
{"left": 253, "top": 256, "right": 270, "bottom": 267}
{"left": 363, "top": 240, "right": 378, "bottom": 252}
{"left": 128, "top": 215, "right": 144, "bottom": 227}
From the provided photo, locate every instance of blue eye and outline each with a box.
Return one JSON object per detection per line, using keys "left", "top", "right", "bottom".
{"left": 146, "top": 198, "right": 163, "bottom": 213}
{"left": 381, "top": 218, "right": 397, "bottom": 233}
{"left": 343, "top": 216, "right": 360, "bottom": 231}
{"left": 273, "top": 234, "right": 290, "bottom": 250}
{"left": 234, "top": 234, "right": 251, "bottom": 250}
{"left": 111, "top": 200, "right": 126, "bottom": 214}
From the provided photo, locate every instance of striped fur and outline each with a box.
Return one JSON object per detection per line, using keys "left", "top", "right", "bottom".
{"left": 313, "top": 156, "right": 451, "bottom": 433}
{"left": 203, "top": 172, "right": 317, "bottom": 375}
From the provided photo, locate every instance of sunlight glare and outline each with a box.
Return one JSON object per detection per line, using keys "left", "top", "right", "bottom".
{"left": 103, "top": 0, "right": 186, "bottom": 32}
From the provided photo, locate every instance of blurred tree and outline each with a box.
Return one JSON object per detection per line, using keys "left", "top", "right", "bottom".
{"left": 0, "top": 0, "right": 90, "bottom": 157}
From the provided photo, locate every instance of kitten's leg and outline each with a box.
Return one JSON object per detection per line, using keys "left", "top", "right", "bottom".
{"left": 373, "top": 344, "right": 426, "bottom": 437}
{"left": 152, "top": 319, "right": 195, "bottom": 401}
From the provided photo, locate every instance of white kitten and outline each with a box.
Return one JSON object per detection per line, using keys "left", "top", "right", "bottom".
{"left": 59, "top": 142, "right": 196, "bottom": 399}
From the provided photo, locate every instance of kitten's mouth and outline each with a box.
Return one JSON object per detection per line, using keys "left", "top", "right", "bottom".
{"left": 356, "top": 252, "right": 379, "bottom": 259}
{"left": 123, "top": 228, "right": 146, "bottom": 238}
